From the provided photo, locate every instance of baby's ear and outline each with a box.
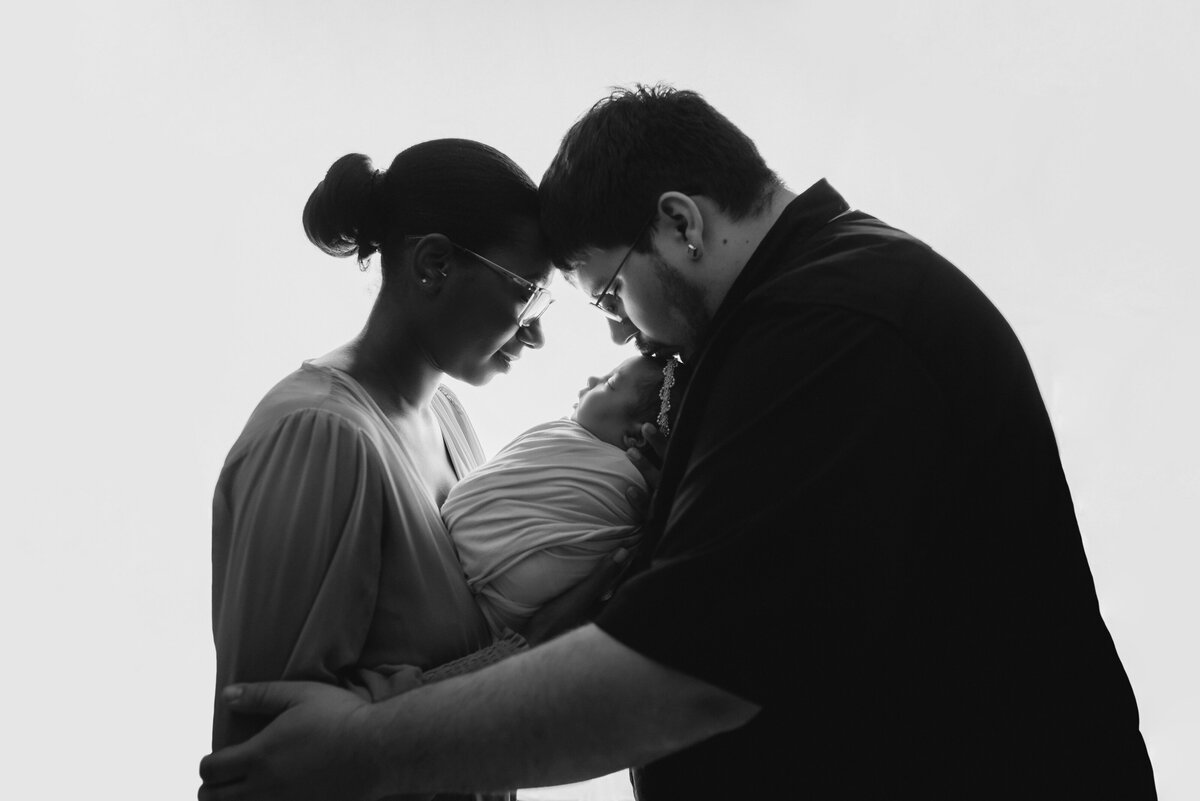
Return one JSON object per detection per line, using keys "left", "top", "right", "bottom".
{"left": 621, "top": 425, "right": 647, "bottom": 450}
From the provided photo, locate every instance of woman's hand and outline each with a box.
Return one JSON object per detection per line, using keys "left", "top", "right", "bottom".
{"left": 523, "top": 546, "right": 636, "bottom": 646}
{"left": 625, "top": 422, "right": 668, "bottom": 492}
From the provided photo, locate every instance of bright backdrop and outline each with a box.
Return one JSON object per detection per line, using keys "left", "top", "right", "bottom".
{"left": 2, "top": 2, "right": 1196, "bottom": 799}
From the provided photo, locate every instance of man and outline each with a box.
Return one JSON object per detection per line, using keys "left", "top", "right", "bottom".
{"left": 199, "top": 85, "right": 1156, "bottom": 800}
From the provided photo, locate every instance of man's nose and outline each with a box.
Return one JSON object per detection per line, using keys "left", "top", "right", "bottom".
{"left": 607, "top": 315, "right": 639, "bottom": 346}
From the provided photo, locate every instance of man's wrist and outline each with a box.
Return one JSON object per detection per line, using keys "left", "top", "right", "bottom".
{"left": 353, "top": 695, "right": 408, "bottom": 796}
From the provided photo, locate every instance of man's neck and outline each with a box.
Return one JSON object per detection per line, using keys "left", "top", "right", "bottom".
{"left": 699, "top": 184, "right": 797, "bottom": 316}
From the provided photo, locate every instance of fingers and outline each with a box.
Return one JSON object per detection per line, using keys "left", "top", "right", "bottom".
{"left": 218, "top": 681, "right": 311, "bottom": 717}
{"left": 626, "top": 447, "right": 661, "bottom": 489}
{"left": 593, "top": 546, "right": 630, "bottom": 589}
{"left": 640, "top": 423, "right": 668, "bottom": 459}
{"left": 556, "top": 547, "right": 627, "bottom": 600}
{"left": 199, "top": 682, "right": 365, "bottom": 801}
{"left": 199, "top": 683, "right": 308, "bottom": 799}
{"left": 198, "top": 742, "right": 254, "bottom": 798}
{"left": 524, "top": 548, "right": 632, "bottom": 645}
{"left": 598, "top": 547, "right": 635, "bottom": 602}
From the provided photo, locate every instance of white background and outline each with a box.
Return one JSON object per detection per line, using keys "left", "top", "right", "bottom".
{"left": 2, "top": 1, "right": 1196, "bottom": 799}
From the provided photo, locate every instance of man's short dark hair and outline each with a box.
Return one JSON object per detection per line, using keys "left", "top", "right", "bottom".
{"left": 539, "top": 84, "right": 780, "bottom": 269}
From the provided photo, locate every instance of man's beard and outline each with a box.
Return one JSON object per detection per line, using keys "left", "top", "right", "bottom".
{"left": 634, "top": 250, "right": 711, "bottom": 362}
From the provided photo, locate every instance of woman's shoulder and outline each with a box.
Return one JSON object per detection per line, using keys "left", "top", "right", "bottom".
{"left": 224, "top": 363, "right": 381, "bottom": 464}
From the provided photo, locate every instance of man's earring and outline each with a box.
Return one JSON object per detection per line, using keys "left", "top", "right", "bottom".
{"left": 687, "top": 243, "right": 702, "bottom": 261}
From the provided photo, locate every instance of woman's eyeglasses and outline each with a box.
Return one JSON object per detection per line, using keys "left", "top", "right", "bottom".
{"left": 406, "top": 236, "right": 553, "bottom": 327}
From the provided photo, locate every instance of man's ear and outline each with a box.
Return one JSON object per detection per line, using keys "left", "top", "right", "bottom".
{"left": 409, "top": 233, "right": 455, "bottom": 290}
{"left": 653, "top": 192, "right": 705, "bottom": 262}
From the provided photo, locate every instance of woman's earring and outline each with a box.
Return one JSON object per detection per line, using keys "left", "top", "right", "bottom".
{"left": 687, "top": 243, "right": 702, "bottom": 261}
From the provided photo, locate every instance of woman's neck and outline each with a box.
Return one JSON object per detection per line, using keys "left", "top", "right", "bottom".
{"left": 325, "top": 298, "right": 444, "bottom": 417}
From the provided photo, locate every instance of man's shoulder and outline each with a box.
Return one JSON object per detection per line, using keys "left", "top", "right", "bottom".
{"left": 731, "top": 212, "right": 995, "bottom": 353}
{"left": 761, "top": 215, "right": 940, "bottom": 303}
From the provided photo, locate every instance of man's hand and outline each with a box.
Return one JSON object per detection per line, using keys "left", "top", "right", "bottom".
{"left": 525, "top": 422, "right": 664, "bottom": 647}
{"left": 625, "top": 422, "right": 668, "bottom": 490}
{"left": 198, "top": 682, "right": 382, "bottom": 801}
{"left": 199, "top": 628, "right": 760, "bottom": 799}
{"left": 523, "top": 547, "right": 634, "bottom": 646}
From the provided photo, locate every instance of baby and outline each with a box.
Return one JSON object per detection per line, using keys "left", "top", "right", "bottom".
{"left": 443, "top": 354, "right": 683, "bottom": 637}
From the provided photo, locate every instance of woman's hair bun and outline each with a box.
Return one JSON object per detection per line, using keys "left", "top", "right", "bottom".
{"left": 301, "top": 139, "right": 540, "bottom": 269}
{"left": 302, "top": 153, "right": 383, "bottom": 260}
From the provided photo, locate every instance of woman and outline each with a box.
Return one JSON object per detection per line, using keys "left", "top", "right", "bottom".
{"left": 210, "top": 140, "right": 560, "bottom": 756}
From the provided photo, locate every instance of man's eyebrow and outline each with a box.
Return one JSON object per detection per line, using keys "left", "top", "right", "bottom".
{"left": 563, "top": 268, "right": 604, "bottom": 297}
{"left": 535, "top": 268, "right": 556, "bottom": 289}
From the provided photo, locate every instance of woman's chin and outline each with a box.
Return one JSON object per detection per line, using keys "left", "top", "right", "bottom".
{"left": 460, "top": 369, "right": 500, "bottom": 387}
{"left": 457, "top": 360, "right": 507, "bottom": 387}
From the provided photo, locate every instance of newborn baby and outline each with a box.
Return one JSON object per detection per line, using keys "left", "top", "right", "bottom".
{"left": 443, "top": 354, "right": 681, "bottom": 636}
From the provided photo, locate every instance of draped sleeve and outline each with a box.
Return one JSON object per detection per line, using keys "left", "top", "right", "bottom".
{"left": 212, "top": 367, "right": 499, "bottom": 754}
{"left": 211, "top": 406, "right": 420, "bottom": 746}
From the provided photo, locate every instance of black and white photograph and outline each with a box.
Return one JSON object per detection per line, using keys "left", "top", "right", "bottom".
{"left": 3, "top": 2, "right": 1195, "bottom": 799}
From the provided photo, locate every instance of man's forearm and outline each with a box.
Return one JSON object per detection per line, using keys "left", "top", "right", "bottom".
{"left": 364, "top": 624, "right": 759, "bottom": 794}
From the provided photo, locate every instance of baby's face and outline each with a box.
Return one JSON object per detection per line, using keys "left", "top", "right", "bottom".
{"left": 571, "top": 355, "right": 661, "bottom": 449}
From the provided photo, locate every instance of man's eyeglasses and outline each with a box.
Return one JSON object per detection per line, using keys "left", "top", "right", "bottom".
{"left": 589, "top": 218, "right": 654, "bottom": 323}
{"left": 406, "top": 235, "right": 553, "bottom": 327}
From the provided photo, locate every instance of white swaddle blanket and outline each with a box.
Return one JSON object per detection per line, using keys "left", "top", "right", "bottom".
{"left": 443, "top": 418, "right": 645, "bottom": 636}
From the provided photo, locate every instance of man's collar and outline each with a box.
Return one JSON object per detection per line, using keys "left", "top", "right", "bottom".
{"left": 707, "top": 178, "right": 850, "bottom": 324}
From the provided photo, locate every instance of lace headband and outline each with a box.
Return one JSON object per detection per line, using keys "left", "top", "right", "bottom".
{"left": 656, "top": 359, "right": 677, "bottom": 437}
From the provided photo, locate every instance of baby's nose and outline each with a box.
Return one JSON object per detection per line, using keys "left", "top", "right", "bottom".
{"left": 577, "top": 376, "right": 601, "bottom": 399}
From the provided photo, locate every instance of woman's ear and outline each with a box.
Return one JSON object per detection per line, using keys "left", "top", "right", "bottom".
{"left": 409, "top": 233, "right": 455, "bottom": 290}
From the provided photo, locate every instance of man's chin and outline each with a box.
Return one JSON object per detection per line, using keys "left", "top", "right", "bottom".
{"left": 634, "top": 333, "right": 687, "bottom": 361}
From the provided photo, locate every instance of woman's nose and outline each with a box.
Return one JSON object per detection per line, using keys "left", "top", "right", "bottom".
{"left": 517, "top": 318, "right": 545, "bottom": 349}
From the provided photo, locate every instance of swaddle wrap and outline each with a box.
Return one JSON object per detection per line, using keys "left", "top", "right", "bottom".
{"left": 443, "top": 418, "right": 645, "bottom": 636}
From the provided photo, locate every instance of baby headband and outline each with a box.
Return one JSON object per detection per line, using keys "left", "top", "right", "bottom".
{"left": 656, "top": 359, "right": 677, "bottom": 437}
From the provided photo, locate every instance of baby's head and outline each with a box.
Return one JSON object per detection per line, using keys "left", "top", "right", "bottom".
{"left": 572, "top": 354, "right": 685, "bottom": 449}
